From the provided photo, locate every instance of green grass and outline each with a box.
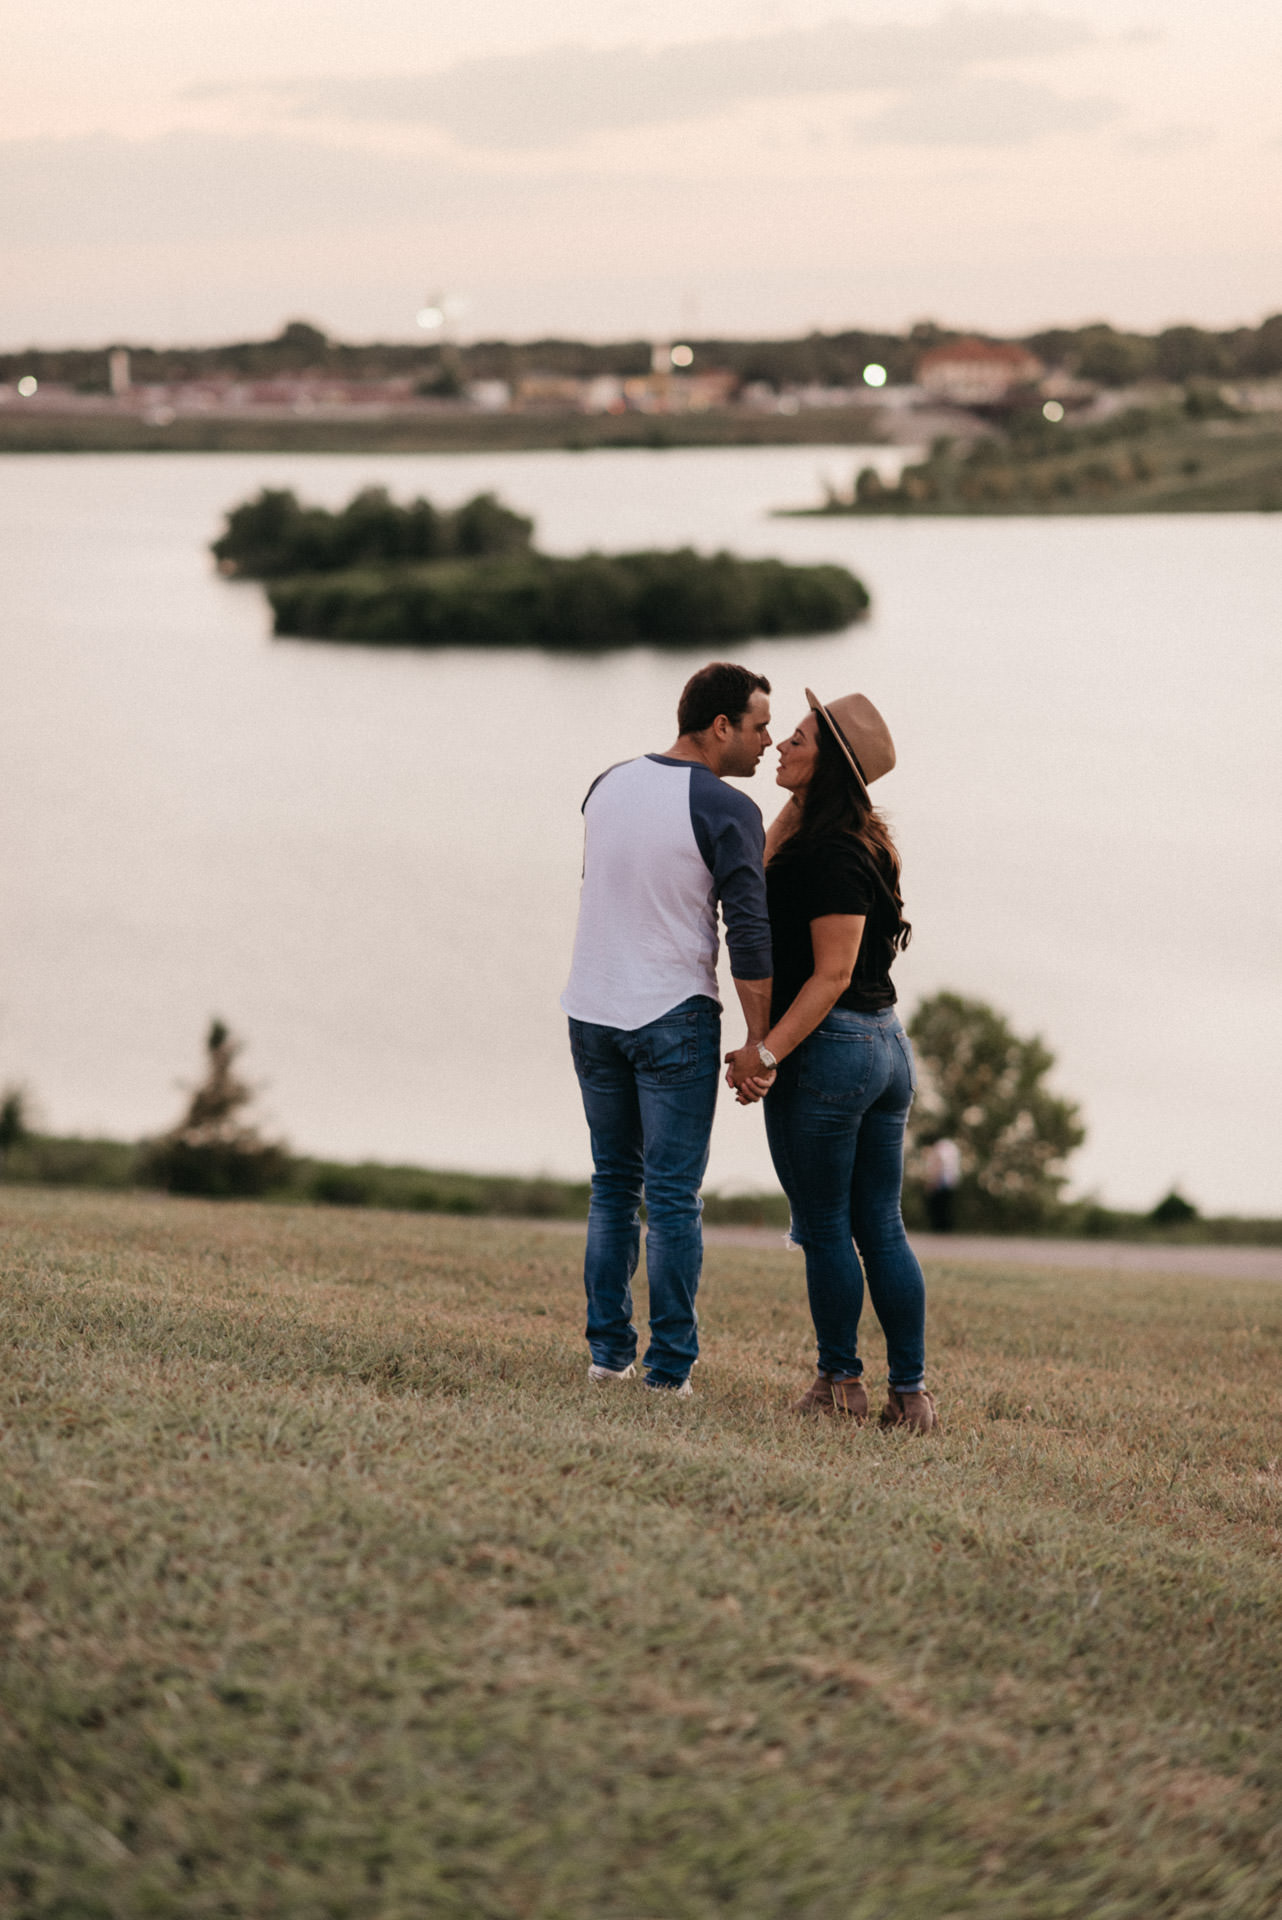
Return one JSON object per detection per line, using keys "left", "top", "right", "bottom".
{"left": 0, "top": 407, "right": 892, "bottom": 457}
{"left": 794, "top": 417, "right": 1282, "bottom": 515}
{"left": 3, "top": 1189, "right": 1282, "bottom": 1918}
{"left": 1, "top": 1137, "right": 793, "bottom": 1225}
{"left": 7, "top": 1137, "right": 1282, "bottom": 1242}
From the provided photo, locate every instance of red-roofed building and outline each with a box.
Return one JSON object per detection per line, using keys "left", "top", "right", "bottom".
{"left": 916, "top": 339, "right": 1044, "bottom": 407}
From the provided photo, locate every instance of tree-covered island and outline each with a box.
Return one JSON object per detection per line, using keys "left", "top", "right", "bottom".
{"left": 212, "top": 486, "right": 870, "bottom": 646}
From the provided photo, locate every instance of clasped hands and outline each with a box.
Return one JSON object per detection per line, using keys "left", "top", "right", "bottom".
{"left": 724, "top": 1044, "right": 776, "bottom": 1106}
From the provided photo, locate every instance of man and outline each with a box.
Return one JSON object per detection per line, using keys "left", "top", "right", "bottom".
{"left": 562, "top": 662, "right": 774, "bottom": 1395}
{"left": 924, "top": 1135, "right": 962, "bottom": 1234}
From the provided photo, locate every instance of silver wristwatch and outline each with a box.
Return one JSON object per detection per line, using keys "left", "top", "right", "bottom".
{"left": 756, "top": 1043, "right": 778, "bottom": 1071}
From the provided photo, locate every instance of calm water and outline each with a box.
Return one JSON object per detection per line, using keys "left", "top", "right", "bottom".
{"left": 2, "top": 450, "right": 1279, "bottom": 1213}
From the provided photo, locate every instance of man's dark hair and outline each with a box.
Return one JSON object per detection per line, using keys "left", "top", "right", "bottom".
{"left": 677, "top": 662, "right": 771, "bottom": 736}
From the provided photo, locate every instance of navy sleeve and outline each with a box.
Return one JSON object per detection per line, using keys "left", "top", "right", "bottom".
{"left": 689, "top": 771, "right": 773, "bottom": 979}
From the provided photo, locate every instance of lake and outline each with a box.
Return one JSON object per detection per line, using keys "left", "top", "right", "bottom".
{"left": 2, "top": 449, "right": 1279, "bottom": 1215}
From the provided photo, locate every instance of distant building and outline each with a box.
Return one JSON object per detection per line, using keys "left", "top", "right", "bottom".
{"left": 1224, "top": 379, "right": 1282, "bottom": 413}
{"left": 680, "top": 370, "right": 738, "bottom": 412}
{"left": 623, "top": 370, "right": 737, "bottom": 414}
{"left": 583, "top": 375, "right": 626, "bottom": 414}
{"left": 916, "top": 339, "right": 1044, "bottom": 407}
{"left": 789, "top": 384, "right": 874, "bottom": 409}
{"left": 108, "top": 348, "right": 131, "bottom": 396}
{"left": 511, "top": 368, "right": 738, "bottom": 415}
{"left": 515, "top": 374, "right": 590, "bottom": 411}
{"left": 467, "top": 380, "right": 512, "bottom": 412}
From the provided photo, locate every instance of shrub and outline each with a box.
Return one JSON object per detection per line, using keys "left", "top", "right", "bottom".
{"left": 213, "top": 488, "right": 533, "bottom": 577}
{"left": 312, "top": 1169, "right": 375, "bottom": 1207}
{"left": 5, "top": 1135, "right": 139, "bottom": 1189}
{"left": 1149, "top": 1188, "right": 1199, "bottom": 1226}
{"left": 267, "top": 551, "right": 868, "bottom": 649}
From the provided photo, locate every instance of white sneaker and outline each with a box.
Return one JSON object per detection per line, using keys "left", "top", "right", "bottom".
{"left": 588, "top": 1362, "right": 637, "bottom": 1384}
{"left": 645, "top": 1376, "right": 694, "bottom": 1397}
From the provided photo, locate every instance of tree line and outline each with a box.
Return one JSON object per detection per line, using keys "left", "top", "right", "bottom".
{"left": 0, "top": 997, "right": 1239, "bottom": 1240}
{"left": 8, "top": 313, "right": 1282, "bottom": 393}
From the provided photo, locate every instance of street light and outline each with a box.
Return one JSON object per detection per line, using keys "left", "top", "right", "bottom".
{"left": 416, "top": 293, "right": 469, "bottom": 334}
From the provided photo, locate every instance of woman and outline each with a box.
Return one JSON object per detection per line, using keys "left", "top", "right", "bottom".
{"left": 725, "top": 689, "right": 937, "bottom": 1432}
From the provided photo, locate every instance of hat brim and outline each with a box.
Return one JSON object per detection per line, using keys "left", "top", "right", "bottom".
{"left": 805, "top": 687, "right": 872, "bottom": 801}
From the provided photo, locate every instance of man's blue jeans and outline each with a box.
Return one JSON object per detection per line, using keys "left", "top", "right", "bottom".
{"left": 568, "top": 995, "right": 721, "bottom": 1386}
{"left": 763, "top": 1005, "right": 927, "bottom": 1391}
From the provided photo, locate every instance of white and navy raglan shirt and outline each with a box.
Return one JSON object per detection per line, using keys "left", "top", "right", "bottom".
{"left": 561, "top": 755, "right": 772, "bottom": 1033}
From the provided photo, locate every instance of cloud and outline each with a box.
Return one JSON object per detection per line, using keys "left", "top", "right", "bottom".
{"left": 0, "top": 131, "right": 506, "bottom": 249}
{"left": 857, "top": 75, "right": 1120, "bottom": 145}
{"left": 230, "top": 10, "right": 1101, "bottom": 149}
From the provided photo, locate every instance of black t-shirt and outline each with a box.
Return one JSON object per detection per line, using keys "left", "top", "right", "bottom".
{"left": 765, "top": 834, "right": 899, "bottom": 1022}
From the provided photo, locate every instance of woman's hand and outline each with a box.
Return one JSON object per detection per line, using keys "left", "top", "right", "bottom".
{"left": 734, "top": 1076, "right": 774, "bottom": 1105}
{"left": 724, "top": 1046, "right": 776, "bottom": 1104}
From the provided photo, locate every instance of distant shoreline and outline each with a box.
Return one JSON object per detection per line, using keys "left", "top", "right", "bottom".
{"left": 0, "top": 405, "right": 908, "bottom": 457}
{"left": 780, "top": 416, "right": 1282, "bottom": 517}
{"left": 6, "top": 408, "right": 1281, "bottom": 519}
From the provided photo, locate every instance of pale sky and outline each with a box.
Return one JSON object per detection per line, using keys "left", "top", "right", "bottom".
{"left": 3, "top": 0, "right": 1280, "bottom": 346}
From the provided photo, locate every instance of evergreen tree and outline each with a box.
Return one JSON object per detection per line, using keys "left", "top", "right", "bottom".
{"left": 0, "top": 1085, "right": 29, "bottom": 1175}
{"left": 141, "top": 1021, "right": 290, "bottom": 1198}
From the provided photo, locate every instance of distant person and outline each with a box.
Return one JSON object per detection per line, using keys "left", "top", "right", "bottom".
{"left": 924, "top": 1135, "right": 962, "bottom": 1234}
{"left": 562, "top": 662, "right": 774, "bottom": 1396}
{"left": 726, "top": 689, "right": 937, "bottom": 1433}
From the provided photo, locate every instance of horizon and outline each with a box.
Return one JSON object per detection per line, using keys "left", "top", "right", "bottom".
{"left": 7, "top": 308, "right": 1282, "bottom": 361}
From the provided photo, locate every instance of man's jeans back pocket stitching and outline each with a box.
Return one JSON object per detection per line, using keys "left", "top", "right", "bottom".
{"left": 632, "top": 1026, "right": 699, "bottom": 1082}
{"left": 570, "top": 1036, "right": 625, "bottom": 1091}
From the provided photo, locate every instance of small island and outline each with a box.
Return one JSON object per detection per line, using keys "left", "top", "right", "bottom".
{"left": 787, "top": 405, "right": 1282, "bottom": 517}
{"left": 213, "top": 487, "right": 869, "bottom": 648}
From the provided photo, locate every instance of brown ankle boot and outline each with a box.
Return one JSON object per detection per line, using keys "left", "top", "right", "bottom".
{"left": 793, "top": 1371, "right": 868, "bottom": 1422}
{"left": 878, "top": 1387, "right": 940, "bottom": 1434}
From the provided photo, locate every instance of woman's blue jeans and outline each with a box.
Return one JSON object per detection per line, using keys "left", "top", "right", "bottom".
{"left": 764, "top": 1005, "right": 927, "bottom": 1391}
{"left": 568, "top": 995, "right": 721, "bottom": 1386}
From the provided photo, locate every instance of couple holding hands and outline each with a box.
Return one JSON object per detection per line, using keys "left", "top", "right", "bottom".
{"left": 562, "top": 660, "right": 936, "bottom": 1433}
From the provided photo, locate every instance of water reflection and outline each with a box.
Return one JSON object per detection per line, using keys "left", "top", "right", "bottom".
{"left": 0, "top": 449, "right": 1278, "bottom": 1213}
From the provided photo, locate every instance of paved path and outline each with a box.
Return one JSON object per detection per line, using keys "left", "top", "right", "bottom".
{"left": 698, "top": 1226, "right": 1282, "bottom": 1282}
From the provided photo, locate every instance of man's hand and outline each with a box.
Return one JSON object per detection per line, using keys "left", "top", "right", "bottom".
{"left": 724, "top": 1045, "right": 776, "bottom": 1104}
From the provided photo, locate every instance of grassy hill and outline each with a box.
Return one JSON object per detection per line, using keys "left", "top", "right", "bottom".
{"left": 796, "top": 415, "right": 1282, "bottom": 516}
{"left": 3, "top": 1190, "right": 1281, "bottom": 1917}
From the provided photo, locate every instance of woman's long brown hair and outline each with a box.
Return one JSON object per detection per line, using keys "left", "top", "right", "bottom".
{"left": 783, "top": 721, "right": 912, "bottom": 952}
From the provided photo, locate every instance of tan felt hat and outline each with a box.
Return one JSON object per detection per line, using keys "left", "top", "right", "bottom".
{"left": 805, "top": 688, "right": 896, "bottom": 798}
